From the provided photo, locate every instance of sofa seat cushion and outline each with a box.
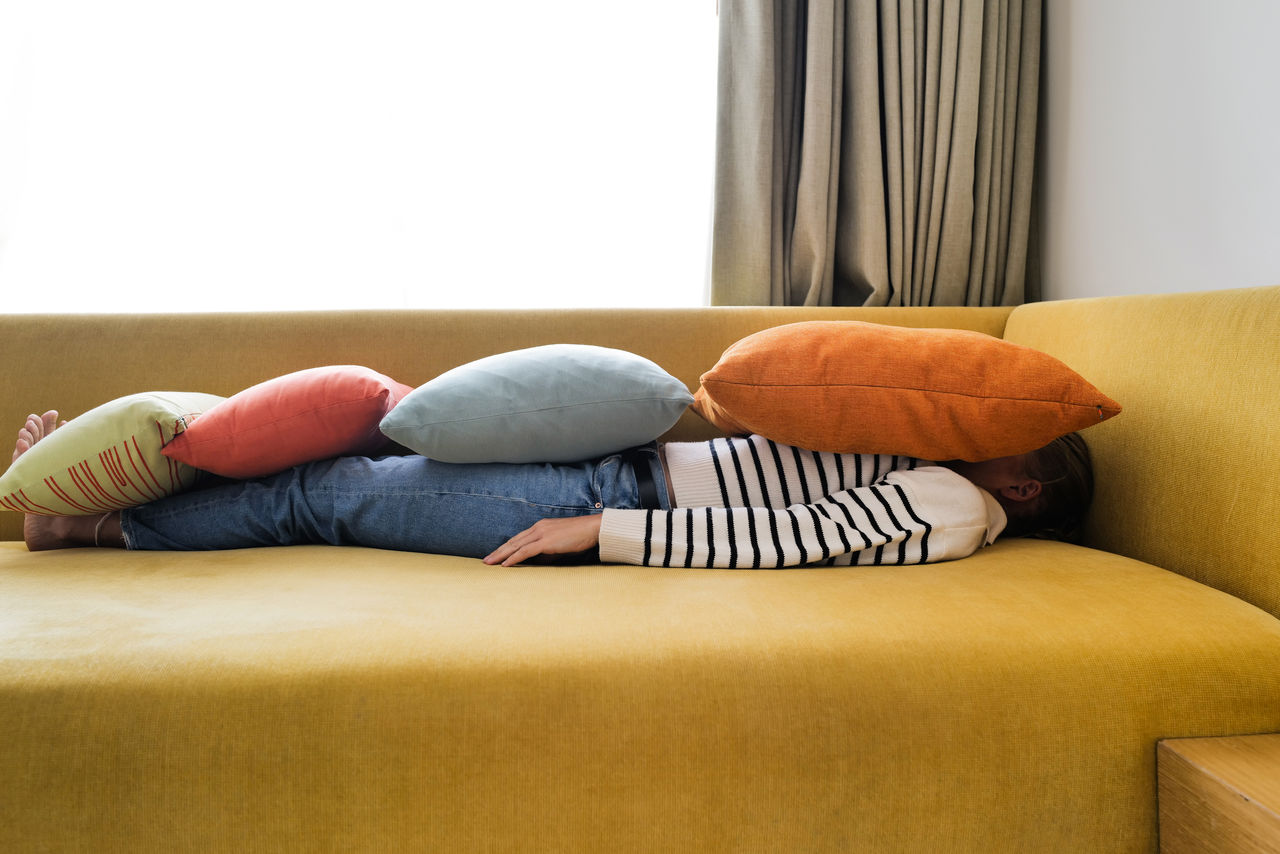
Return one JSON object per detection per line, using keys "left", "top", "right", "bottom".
{"left": 2, "top": 540, "right": 1279, "bottom": 853}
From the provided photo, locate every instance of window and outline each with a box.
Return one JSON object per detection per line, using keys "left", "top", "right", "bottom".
{"left": 0, "top": 2, "right": 718, "bottom": 312}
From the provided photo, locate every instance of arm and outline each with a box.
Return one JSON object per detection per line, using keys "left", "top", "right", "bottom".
{"left": 483, "top": 468, "right": 1001, "bottom": 569}
{"left": 598, "top": 467, "right": 1001, "bottom": 569}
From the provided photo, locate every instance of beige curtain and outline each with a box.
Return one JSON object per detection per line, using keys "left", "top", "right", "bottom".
{"left": 710, "top": 0, "right": 1041, "bottom": 307}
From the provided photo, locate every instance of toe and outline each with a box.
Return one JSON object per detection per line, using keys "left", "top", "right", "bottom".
{"left": 40, "top": 410, "right": 59, "bottom": 437}
{"left": 13, "top": 424, "right": 37, "bottom": 462}
{"left": 12, "top": 412, "right": 60, "bottom": 462}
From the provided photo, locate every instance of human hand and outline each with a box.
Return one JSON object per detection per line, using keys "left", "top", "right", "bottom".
{"left": 483, "top": 514, "right": 603, "bottom": 566}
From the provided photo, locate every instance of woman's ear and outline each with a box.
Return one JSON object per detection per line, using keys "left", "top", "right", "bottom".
{"left": 999, "top": 479, "right": 1043, "bottom": 503}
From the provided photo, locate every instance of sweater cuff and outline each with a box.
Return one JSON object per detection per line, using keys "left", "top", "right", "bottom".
{"left": 598, "top": 508, "right": 653, "bottom": 565}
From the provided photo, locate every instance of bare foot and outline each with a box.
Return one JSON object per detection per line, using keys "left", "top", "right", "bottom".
{"left": 11, "top": 410, "right": 120, "bottom": 551}
{"left": 24, "top": 511, "right": 121, "bottom": 551}
{"left": 12, "top": 410, "right": 63, "bottom": 463}
{"left": 24, "top": 514, "right": 81, "bottom": 551}
{"left": 16, "top": 411, "right": 66, "bottom": 549}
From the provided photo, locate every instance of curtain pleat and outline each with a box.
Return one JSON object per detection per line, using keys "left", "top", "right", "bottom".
{"left": 710, "top": 0, "right": 1042, "bottom": 307}
{"left": 790, "top": 1, "right": 842, "bottom": 305}
{"left": 834, "top": 1, "right": 889, "bottom": 306}
{"left": 709, "top": 0, "right": 774, "bottom": 304}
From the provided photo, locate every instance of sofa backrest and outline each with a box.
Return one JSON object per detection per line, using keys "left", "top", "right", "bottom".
{"left": 1004, "top": 285, "right": 1280, "bottom": 620}
{"left": 0, "top": 305, "right": 1011, "bottom": 543}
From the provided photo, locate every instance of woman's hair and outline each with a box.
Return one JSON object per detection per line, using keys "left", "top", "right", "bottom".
{"left": 1002, "top": 432, "right": 1095, "bottom": 542}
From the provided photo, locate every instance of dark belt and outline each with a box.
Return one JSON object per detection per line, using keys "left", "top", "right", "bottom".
{"left": 621, "top": 449, "right": 662, "bottom": 510}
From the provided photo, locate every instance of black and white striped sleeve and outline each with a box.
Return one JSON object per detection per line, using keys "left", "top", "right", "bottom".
{"left": 597, "top": 467, "right": 1004, "bottom": 569}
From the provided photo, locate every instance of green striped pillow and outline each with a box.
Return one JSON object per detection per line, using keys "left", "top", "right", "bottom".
{"left": 0, "top": 391, "right": 225, "bottom": 516}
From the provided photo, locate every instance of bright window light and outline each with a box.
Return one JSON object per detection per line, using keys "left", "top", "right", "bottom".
{"left": 0, "top": 2, "right": 718, "bottom": 312}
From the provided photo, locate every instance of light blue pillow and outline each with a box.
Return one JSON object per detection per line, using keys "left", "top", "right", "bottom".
{"left": 380, "top": 344, "right": 693, "bottom": 464}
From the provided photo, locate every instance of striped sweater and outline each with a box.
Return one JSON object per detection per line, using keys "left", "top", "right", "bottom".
{"left": 598, "top": 435, "right": 1005, "bottom": 569}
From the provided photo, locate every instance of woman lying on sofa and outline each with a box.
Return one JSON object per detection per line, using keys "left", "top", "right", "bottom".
{"left": 15, "top": 411, "right": 1092, "bottom": 568}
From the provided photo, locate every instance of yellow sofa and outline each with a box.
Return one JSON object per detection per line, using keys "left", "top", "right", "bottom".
{"left": 3, "top": 286, "right": 1279, "bottom": 853}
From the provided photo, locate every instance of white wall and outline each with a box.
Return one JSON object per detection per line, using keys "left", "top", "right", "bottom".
{"left": 1038, "top": 1, "right": 1280, "bottom": 300}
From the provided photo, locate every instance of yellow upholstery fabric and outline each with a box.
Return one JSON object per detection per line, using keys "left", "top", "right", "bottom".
{"left": 3, "top": 539, "right": 1279, "bottom": 853}
{"left": 1003, "top": 286, "right": 1280, "bottom": 619}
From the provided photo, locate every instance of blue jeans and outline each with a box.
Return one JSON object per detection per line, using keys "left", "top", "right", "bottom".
{"left": 119, "top": 446, "right": 670, "bottom": 557}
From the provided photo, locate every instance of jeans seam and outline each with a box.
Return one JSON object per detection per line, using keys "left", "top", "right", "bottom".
{"left": 317, "top": 484, "right": 598, "bottom": 512}
{"left": 118, "top": 512, "right": 136, "bottom": 549}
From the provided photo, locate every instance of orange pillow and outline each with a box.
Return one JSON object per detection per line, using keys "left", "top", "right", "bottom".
{"left": 162, "top": 366, "right": 414, "bottom": 478}
{"left": 691, "top": 321, "right": 1121, "bottom": 462}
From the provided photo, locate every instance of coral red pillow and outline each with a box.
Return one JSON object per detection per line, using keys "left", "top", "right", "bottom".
{"left": 162, "top": 366, "right": 414, "bottom": 478}
{"left": 691, "top": 321, "right": 1121, "bottom": 462}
